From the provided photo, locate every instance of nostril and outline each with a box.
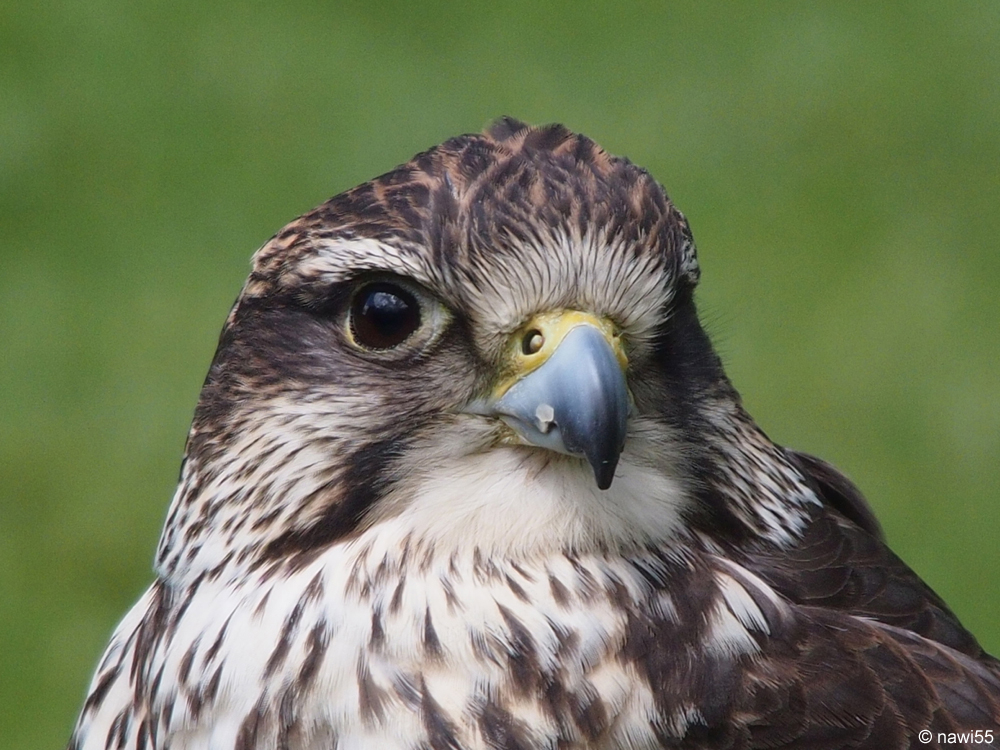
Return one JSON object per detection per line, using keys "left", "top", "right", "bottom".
{"left": 522, "top": 330, "right": 544, "bottom": 355}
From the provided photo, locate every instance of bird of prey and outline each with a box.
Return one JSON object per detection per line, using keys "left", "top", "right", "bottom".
{"left": 69, "top": 118, "right": 1000, "bottom": 750}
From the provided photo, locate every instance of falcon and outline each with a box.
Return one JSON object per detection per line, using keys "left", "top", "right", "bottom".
{"left": 69, "top": 118, "right": 1000, "bottom": 749}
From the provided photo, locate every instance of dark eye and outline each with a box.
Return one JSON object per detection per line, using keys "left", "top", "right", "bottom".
{"left": 349, "top": 283, "right": 421, "bottom": 349}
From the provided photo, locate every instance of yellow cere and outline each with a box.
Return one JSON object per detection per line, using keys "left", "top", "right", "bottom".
{"left": 494, "top": 310, "right": 628, "bottom": 398}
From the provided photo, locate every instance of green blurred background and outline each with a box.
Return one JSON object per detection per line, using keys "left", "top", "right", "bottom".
{"left": 2, "top": 1, "right": 999, "bottom": 746}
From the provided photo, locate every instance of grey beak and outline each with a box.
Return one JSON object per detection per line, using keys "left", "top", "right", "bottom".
{"left": 492, "top": 325, "right": 630, "bottom": 489}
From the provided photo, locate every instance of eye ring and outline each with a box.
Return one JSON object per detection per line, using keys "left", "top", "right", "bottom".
{"left": 348, "top": 282, "right": 422, "bottom": 350}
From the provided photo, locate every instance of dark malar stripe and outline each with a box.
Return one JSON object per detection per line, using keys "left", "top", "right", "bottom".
{"left": 259, "top": 438, "right": 402, "bottom": 563}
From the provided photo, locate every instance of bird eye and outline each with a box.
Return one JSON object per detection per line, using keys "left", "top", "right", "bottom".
{"left": 349, "top": 283, "right": 421, "bottom": 350}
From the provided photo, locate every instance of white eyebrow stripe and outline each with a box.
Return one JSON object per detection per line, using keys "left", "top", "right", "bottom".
{"left": 288, "top": 238, "right": 443, "bottom": 288}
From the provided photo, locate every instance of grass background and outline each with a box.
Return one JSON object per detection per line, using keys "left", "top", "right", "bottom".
{"left": 2, "top": 1, "right": 999, "bottom": 746}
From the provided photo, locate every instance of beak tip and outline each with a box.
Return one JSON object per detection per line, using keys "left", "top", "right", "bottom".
{"left": 592, "top": 459, "right": 619, "bottom": 491}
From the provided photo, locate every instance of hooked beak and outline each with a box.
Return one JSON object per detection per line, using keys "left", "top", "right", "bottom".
{"left": 470, "top": 311, "right": 631, "bottom": 490}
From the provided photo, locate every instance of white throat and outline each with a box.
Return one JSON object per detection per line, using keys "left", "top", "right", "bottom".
{"left": 370, "top": 432, "right": 691, "bottom": 559}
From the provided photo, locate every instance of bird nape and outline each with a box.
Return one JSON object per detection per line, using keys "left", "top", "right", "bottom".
{"left": 68, "top": 118, "right": 1000, "bottom": 750}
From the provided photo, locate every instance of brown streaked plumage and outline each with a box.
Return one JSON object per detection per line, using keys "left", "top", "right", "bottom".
{"left": 69, "top": 118, "right": 1000, "bottom": 749}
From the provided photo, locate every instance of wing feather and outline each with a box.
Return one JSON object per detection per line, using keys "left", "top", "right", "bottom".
{"left": 743, "top": 453, "right": 989, "bottom": 660}
{"left": 685, "top": 576, "right": 1000, "bottom": 748}
{"left": 699, "top": 452, "right": 1000, "bottom": 748}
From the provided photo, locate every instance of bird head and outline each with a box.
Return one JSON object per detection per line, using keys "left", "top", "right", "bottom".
{"left": 156, "top": 119, "right": 813, "bottom": 576}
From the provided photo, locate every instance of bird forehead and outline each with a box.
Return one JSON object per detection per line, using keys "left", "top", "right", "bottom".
{"left": 242, "top": 124, "right": 698, "bottom": 331}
